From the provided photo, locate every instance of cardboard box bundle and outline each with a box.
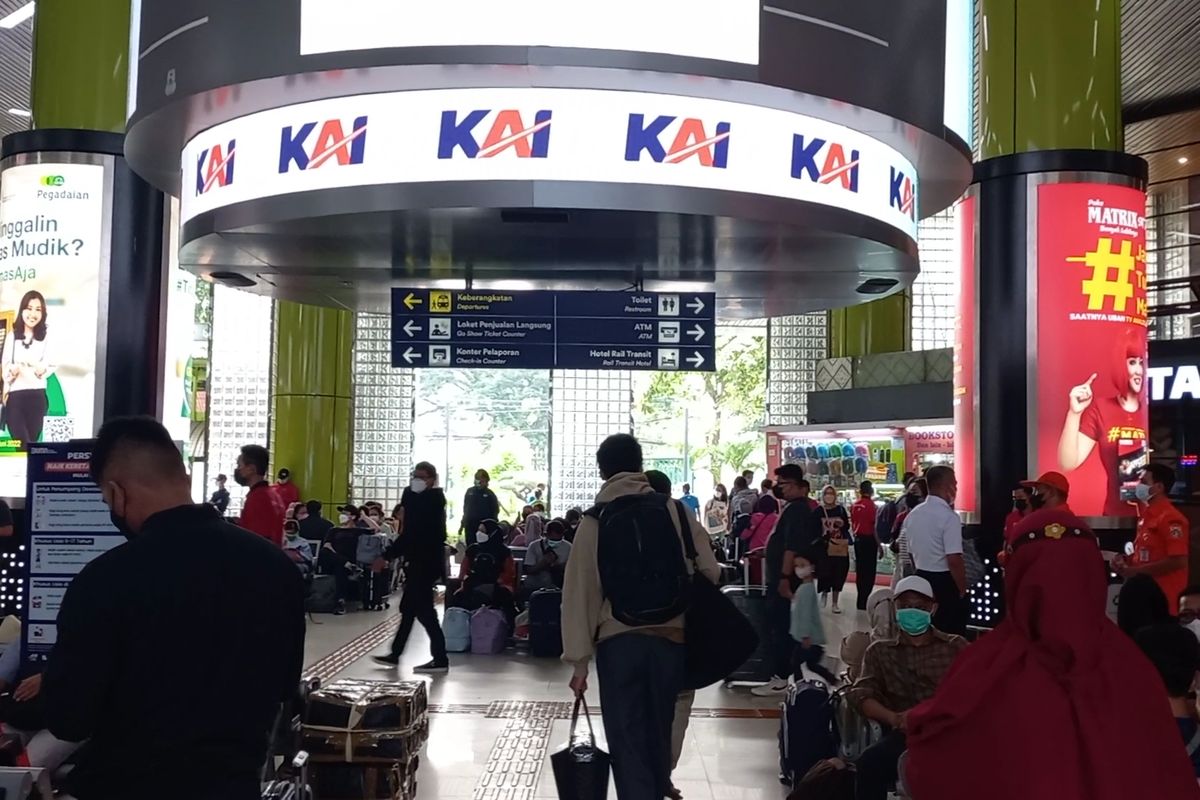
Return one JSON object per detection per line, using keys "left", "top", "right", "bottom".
{"left": 302, "top": 679, "right": 429, "bottom": 800}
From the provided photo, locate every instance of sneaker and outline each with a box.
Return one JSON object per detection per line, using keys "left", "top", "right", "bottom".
{"left": 751, "top": 677, "right": 789, "bottom": 697}
{"left": 413, "top": 660, "right": 449, "bottom": 674}
{"left": 371, "top": 654, "right": 400, "bottom": 666}
{"left": 333, "top": 602, "right": 346, "bottom": 616}
{"left": 832, "top": 604, "right": 842, "bottom": 614}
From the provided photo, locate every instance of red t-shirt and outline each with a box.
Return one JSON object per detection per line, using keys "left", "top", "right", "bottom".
{"left": 1134, "top": 497, "right": 1189, "bottom": 615}
{"left": 1003, "top": 509, "right": 1027, "bottom": 539}
{"left": 1080, "top": 396, "right": 1147, "bottom": 516}
{"left": 271, "top": 481, "right": 301, "bottom": 510}
{"left": 851, "top": 498, "right": 877, "bottom": 537}
{"left": 240, "top": 482, "right": 286, "bottom": 546}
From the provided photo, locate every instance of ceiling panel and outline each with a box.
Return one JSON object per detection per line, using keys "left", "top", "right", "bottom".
{"left": 0, "top": 0, "right": 32, "bottom": 140}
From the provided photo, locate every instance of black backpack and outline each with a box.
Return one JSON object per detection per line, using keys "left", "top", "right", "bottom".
{"left": 875, "top": 499, "right": 899, "bottom": 544}
{"left": 587, "top": 493, "right": 692, "bottom": 627}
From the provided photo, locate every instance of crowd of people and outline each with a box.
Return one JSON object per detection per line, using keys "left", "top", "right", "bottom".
{"left": 2, "top": 412, "right": 1197, "bottom": 800}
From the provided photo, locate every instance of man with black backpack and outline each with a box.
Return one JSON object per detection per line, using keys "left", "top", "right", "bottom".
{"left": 563, "top": 434, "right": 721, "bottom": 800}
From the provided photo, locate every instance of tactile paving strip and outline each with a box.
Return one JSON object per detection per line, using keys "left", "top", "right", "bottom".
{"left": 304, "top": 616, "right": 400, "bottom": 685}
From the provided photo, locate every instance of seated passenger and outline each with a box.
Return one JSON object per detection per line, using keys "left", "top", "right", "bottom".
{"left": 840, "top": 589, "right": 897, "bottom": 683}
{"left": 451, "top": 520, "right": 517, "bottom": 614}
{"left": 282, "top": 519, "right": 314, "bottom": 577}
{"left": 564, "top": 508, "right": 583, "bottom": 542}
{"left": 905, "top": 516, "right": 1198, "bottom": 799}
{"left": 525, "top": 519, "right": 572, "bottom": 594}
{"left": 1180, "top": 585, "right": 1200, "bottom": 643}
{"left": 319, "top": 508, "right": 365, "bottom": 615}
{"left": 1136, "top": 624, "right": 1200, "bottom": 780}
{"left": 1117, "top": 573, "right": 1171, "bottom": 640}
{"left": 849, "top": 576, "right": 966, "bottom": 800}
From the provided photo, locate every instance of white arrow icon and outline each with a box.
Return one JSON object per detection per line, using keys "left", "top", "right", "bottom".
{"left": 687, "top": 352, "right": 705, "bottom": 368}
{"left": 403, "top": 292, "right": 422, "bottom": 311}
{"left": 402, "top": 346, "right": 422, "bottom": 365}
{"left": 687, "top": 297, "right": 706, "bottom": 315}
{"left": 688, "top": 324, "right": 706, "bottom": 342}
{"left": 403, "top": 320, "right": 422, "bottom": 338}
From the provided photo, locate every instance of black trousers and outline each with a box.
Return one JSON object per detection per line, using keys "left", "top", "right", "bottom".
{"left": 767, "top": 595, "right": 794, "bottom": 681}
{"left": 793, "top": 643, "right": 838, "bottom": 685}
{"left": 388, "top": 575, "right": 448, "bottom": 662}
{"left": 854, "top": 538, "right": 879, "bottom": 609}
{"left": 917, "top": 568, "right": 968, "bottom": 635}
{"left": 595, "top": 634, "right": 684, "bottom": 800}
{"left": 6, "top": 388, "right": 46, "bottom": 447}
{"left": 856, "top": 730, "right": 907, "bottom": 800}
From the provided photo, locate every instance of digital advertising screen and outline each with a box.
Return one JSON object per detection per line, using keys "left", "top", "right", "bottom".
{"left": 1036, "top": 183, "right": 1148, "bottom": 519}
{"left": 0, "top": 163, "right": 105, "bottom": 498}
{"left": 300, "top": 0, "right": 762, "bottom": 64}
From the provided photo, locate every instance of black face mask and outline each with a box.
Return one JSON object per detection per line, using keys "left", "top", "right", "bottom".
{"left": 907, "top": 493, "right": 923, "bottom": 506}
{"left": 110, "top": 511, "right": 135, "bottom": 540}
{"left": 772, "top": 485, "right": 785, "bottom": 499}
{"left": 1013, "top": 499, "right": 1028, "bottom": 512}
{"left": 1029, "top": 493, "right": 1047, "bottom": 511}
{"left": 232, "top": 469, "right": 249, "bottom": 487}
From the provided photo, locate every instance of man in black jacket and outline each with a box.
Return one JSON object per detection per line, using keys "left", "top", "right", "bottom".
{"left": 42, "top": 417, "right": 305, "bottom": 800}
{"left": 460, "top": 468, "right": 500, "bottom": 546}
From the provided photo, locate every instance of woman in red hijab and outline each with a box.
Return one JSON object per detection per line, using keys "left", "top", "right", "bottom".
{"left": 904, "top": 522, "right": 1199, "bottom": 800}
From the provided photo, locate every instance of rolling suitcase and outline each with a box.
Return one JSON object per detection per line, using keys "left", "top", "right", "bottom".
{"left": 720, "top": 554, "right": 773, "bottom": 685}
{"left": 262, "top": 751, "right": 313, "bottom": 799}
{"left": 528, "top": 589, "right": 563, "bottom": 658}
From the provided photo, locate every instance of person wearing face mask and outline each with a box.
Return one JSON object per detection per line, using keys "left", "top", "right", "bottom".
{"left": 374, "top": 461, "right": 450, "bottom": 672}
{"left": 525, "top": 518, "right": 573, "bottom": 594}
{"left": 1178, "top": 587, "right": 1200, "bottom": 644}
{"left": 1115, "top": 463, "right": 1190, "bottom": 615}
{"left": 282, "top": 519, "right": 314, "bottom": 577}
{"left": 233, "top": 443, "right": 286, "bottom": 546}
{"left": 451, "top": 519, "right": 517, "bottom": 613}
{"left": 850, "top": 575, "right": 966, "bottom": 800}
{"left": 43, "top": 417, "right": 304, "bottom": 800}
{"left": 1004, "top": 472, "right": 1092, "bottom": 558}
{"left": 788, "top": 548, "right": 840, "bottom": 685}
{"left": 461, "top": 469, "right": 500, "bottom": 546}
{"left": 319, "top": 505, "right": 368, "bottom": 615}
{"left": 704, "top": 484, "right": 729, "bottom": 535}
{"left": 816, "top": 485, "right": 851, "bottom": 613}
{"left": 1003, "top": 484, "right": 1031, "bottom": 540}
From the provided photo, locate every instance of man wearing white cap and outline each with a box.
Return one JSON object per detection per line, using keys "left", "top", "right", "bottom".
{"left": 850, "top": 575, "right": 967, "bottom": 800}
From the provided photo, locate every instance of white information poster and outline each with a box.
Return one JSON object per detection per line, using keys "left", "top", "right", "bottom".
{"left": 0, "top": 163, "right": 106, "bottom": 496}
{"left": 300, "top": 0, "right": 761, "bottom": 65}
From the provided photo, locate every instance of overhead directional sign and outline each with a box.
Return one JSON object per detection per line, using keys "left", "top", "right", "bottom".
{"left": 391, "top": 288, "right": 716, "bottom": 371}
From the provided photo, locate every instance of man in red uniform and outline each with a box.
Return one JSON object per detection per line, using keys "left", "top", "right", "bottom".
{"left": 1003, "top": 484, "right": 1031, "bottom": 540}
{"left": 851, "top": 480, "right": 881, "bottom": 610}
{"left": 1115, "top": 463, "right": 1189, "bottom": 614}
{"left": 272, "top": 468, "right": 301, "bottom": 509}
{"left": 1057, "top": 329, "right": 1147, "bottom": 515}
{"left": 1005, "top": 471, "right": 1092, "bottom": 553}
{"left": 236, "top": 444, "right": 286, "bottom": 546}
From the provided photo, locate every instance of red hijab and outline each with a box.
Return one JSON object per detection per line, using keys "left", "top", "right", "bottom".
{"left": 905, "top": 534, "right": 1199, "bottom": 800}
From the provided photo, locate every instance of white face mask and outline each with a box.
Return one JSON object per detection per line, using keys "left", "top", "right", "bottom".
{"left": 338, "top": 513, "right": 350, "bottom": 524}
{"left": 794, "top": 565, "right": 813, "bottom": 579}
{"left": 1186, "top": 619, "right": 1200, "bottom": 642}
{"left": 477, "top": 532, "right": 489, "bottom": 544}
{"left": 411, "top": 478, "right": 428, "bottom": 494}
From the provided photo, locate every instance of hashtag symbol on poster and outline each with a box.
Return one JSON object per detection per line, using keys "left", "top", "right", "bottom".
{"left": 1068, "top": 237, "right": 1135, "bottom": 312}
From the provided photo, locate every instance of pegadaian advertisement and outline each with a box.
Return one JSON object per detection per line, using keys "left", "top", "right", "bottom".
{"left": 0, "top": 163, "right": 105, "bottom": 496}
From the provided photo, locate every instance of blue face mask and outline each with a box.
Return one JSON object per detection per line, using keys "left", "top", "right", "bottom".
{"left": 896, "top": 607, "right": 932, "bottom": 636}
{"left": 1135, "top": 483, "right": 1152, "bottom": 503}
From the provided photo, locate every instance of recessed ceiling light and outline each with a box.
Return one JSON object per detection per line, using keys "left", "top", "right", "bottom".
{"left": 5, "top": 108, "right": 31, "bottom": 118}
{"left": 0, "top": 2, "right": 34, "bottom": 29}
{"left": 1179, "top": 156, "right": 1190, "bottom": 165}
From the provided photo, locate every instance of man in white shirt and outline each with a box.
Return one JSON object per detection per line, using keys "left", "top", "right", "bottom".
{"left": 899, "top": 466, "right": 967, "bottom": 635}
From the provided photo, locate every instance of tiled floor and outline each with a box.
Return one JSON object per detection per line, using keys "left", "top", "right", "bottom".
{"left": 302, "top": 587, "right": 874, "bottom": 800}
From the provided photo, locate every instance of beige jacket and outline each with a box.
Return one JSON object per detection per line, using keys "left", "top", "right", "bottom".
{"left": 562, "top": 472, "right": 722, "bottom": 677}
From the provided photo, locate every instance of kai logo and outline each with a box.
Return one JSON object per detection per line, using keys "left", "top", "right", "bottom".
{"left": 790, "top": 135, "right": 859, "bottom": 192}
{"left": 438, "top": 109, "right": 552, "bottom": 159}
{"left": 278, "top": 116, "right": 368, "bottom": 173}
{"left": 624, "top": 115, "right": 730, "bottom": 168}
{"left": 40, "top": 175, "right": 65, "bottom": 187}
{"left": 889, "top": 167, "right": 915, "bottom": 220}
{"left": 195, "top": 140, "right": 235, "bottom": 195}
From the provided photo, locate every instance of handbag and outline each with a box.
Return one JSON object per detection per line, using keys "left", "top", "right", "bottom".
{"left": 675, "top": 502, "right": 760, "bottom": 690}
{"left": 550, "top": 697, "right": 610, "bottom": 800}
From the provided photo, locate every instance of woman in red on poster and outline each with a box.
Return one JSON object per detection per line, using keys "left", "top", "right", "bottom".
{"left": 1057, "top": 329, "right": 1147, "bottom": 516}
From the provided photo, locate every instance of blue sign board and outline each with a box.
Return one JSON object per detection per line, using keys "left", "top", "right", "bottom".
{"left": 20, "top": 442, "right": 124, "bottom": 666}
{"left": 391, "top": 288, "right": 716, "bottom": 371}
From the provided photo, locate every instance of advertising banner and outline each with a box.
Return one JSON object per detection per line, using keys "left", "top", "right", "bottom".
{"left": 952, "top": 195, "right": 976, "bottom": 515}
{"left": 0, "top": 163, "right": 105, "bottom": 497}
{"left": 20, "top": 443, "right": 123, "bottom": 666}
{"left": 1037, "top": 183, "right": 1148, "bottom": 518}
{"left": 180, "top": 87, "right": 920, "bottom": 240}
